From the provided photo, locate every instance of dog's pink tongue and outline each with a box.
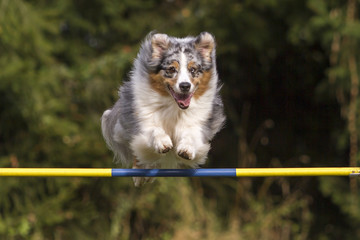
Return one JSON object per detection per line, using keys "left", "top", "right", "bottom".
{"left": 175, "top": 93, "right": 193, "bottom": 109}
{"left": 177, "top": 97, "right": 191, "bottom": 109}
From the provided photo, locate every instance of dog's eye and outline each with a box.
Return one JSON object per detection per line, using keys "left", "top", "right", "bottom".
{"left": 166, "top": 67, "right": 176, "bottom": 75}
{"left": 189, "top": 67, "right": 197, "bottom": 75}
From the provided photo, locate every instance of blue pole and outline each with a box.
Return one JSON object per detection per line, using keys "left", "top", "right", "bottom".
{"left": 111, "top": 168, "right": 237, "bottom": 177}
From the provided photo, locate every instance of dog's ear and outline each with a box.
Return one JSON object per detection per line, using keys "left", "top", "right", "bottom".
{"left": 151, "top": 33, "right": 170, "bottom": 60}
{"left": 195, "top": 32, "right": 215, "bottom": 63}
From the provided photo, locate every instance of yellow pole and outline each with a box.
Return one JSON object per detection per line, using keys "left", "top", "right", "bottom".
{"left": 235, "top": 167, "right": 360, "bottom": 177}
{"left": 0, "top": 168, "right": 112, "bottom": 177}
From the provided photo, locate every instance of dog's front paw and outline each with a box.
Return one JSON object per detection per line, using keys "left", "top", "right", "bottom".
{"left": 153, "top": 134, "right": 173, "bottom": 154}
{"left": 177, "top": 143, "right": 195, "bottom": 160}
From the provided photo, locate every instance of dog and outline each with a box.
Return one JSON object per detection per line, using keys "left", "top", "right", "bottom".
{"left": 101, "top": 31, "right": 225, "bottom": 186}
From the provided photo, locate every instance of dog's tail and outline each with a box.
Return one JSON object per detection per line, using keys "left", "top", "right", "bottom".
{"left": 101, "top": 109, "right": 132, "bottom": 166}
{"left": 101, "top": 109, "right": 113, "bottom": 150}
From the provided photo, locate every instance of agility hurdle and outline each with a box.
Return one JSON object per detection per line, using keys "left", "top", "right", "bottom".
{"left": 0, "top": 167, "right": 359, "bottom": 177}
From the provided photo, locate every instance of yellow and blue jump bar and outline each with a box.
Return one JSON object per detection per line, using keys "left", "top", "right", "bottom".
{"left": 0, "top": 167, "right": 359, "bottom": 177}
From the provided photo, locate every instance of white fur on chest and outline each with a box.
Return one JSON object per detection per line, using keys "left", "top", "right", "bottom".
{"left": 134, "top": 78, "right": 213, "bottom": 139}
{"left": 130, "top": 75, "right": 215, "bottom": 168}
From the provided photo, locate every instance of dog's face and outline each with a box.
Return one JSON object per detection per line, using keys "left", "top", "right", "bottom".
{"left": 148, "top": 32, "right": 215, "bottom": 109}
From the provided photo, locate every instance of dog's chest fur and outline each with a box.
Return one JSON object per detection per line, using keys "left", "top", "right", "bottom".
{"left": 133, "top": 80, "right": 213, "bottom": 142}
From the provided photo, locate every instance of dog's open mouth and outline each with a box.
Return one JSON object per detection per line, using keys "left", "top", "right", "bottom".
{"left": 168, "top": 86, "right": 194, "bottom": 109}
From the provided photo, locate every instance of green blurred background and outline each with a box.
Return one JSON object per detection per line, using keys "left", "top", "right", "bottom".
{"left": 1, "top": 0, "right": 360, "bottom": 239}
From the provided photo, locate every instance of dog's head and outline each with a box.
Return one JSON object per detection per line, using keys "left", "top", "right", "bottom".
{"left": 142, "top": 32, "right": 216, "bottom": 109}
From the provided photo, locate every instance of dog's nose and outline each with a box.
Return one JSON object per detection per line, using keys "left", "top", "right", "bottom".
{"left": 179, "top": 82, "right": 191, "bottom": 92}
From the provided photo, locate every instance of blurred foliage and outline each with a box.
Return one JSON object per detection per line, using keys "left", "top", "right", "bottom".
{"left": 0, "top": 0, "right": 360, "bottom": 239}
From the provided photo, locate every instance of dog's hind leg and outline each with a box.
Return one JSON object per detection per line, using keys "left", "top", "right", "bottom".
{"left": 132, "top": 158, "right": 155, "bottom": 187}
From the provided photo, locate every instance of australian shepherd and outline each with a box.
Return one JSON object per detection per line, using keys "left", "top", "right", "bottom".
{"left": 101, "top": 32, "right": 225, "bottom": 186}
